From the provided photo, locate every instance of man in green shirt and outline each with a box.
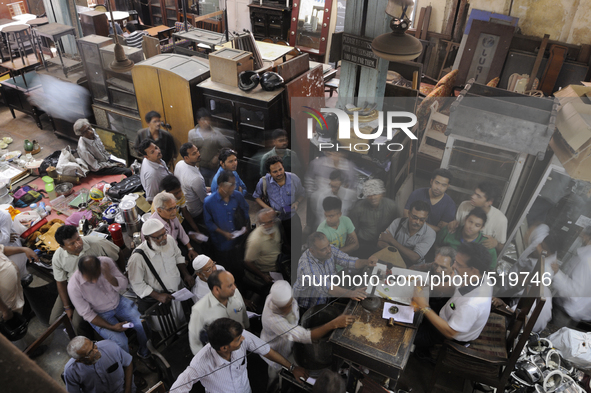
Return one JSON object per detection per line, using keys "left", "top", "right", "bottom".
{"left": 317, "top": 196, "right": 359, "bottom": 254}
{"left": 260, "top": 129, "right": 301, "bottom": 177}
{"left": 435, "top": 207, "right": 497, "bottom": 270}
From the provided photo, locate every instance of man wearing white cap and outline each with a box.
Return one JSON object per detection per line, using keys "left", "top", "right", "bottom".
{"left": 127, "top": 219, "right": 193, "bottom": 313}
{"left": 261, "top": 280, "right": 355, "bottom": 382}
{"left": 190, "top": 255, "right": 225, "bottom": 302}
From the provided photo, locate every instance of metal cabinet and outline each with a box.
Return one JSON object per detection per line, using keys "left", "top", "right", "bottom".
{"left": 198, "top": 78, "right": 285, "bottom": 191}
{"left": 248, "top": 4, "right": 291, "bottom": 41}
{"left": 77, "top": 35, "right": 113, "bottom": 104}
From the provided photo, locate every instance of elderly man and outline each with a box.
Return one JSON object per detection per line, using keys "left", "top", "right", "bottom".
{"left": 244, "top": 208, "right": 283, "bottom": 294}
{"left": 64, "top": 337, "right": 139, "bottom": 393}
{"left": 261, "top": 281, "right": 354, "bottom": 381}
{"left": 138, "top": 139, "right": 171, "bottom": 203}
{"left": 293, "top": 232, "right": 377, "bottom": 310}
{"left": 190, "top": 255, "right": 225, "bottom": 302}
{"left": 204, "top": 170, "right": 250, "bottom": 278}
{"left": 211, "top": 148, "right": 247, "bottom": 196}
{"left": 73, "top": 119, "right": 132, "bottom": 177}
{"left": 0, "top": 245, "right": 38, "bottom": 324}
{"left": 173, "top": 318, "right": 308, "bottom": 393}
{"left": 149, "top": 191, "right": 198, "bottom": 260}
{"left": 188, "top": 270, "right": 249, "bottom": 355}
{"left": 0, "top": 210, "right": 30, "bottom": 281}
{"left": 378, "top": 200, "right": 436, "bottom": 266}
{"left": 135, "top": 111, "right": 176, "bottom": 166}
{"left": 349, "top": 179, "right": 397, "bottom": 258}
{"left": 174, "top": 143, "right": 208, "bottom": 227}
{"left": 67, "top": 256, "right": 156, "bottom": 370}
{"left": 127, "top": 219, "right": 194, "bottom": 313}
{"left": 50, "top": 225, "right": 120, "bottom": 335}
{"left": 412, "top": 243, "right": 493, "bottom": 360}
{"left": 155, "top": 175, "right": 202, "bottom": 238}
{"left": 188, "top": 108, "right": 232, "bottom": 185}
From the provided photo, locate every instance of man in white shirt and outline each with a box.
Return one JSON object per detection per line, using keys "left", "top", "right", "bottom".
{"left": 0, "top": 210, "right": 29, "bottom": 279}
{"left": 174, "top": 143, "right": 208, "bottom": 226}
{"left": 171, "top": 318, "right": 308, "bottom": 393}
{"left": 73, "top": 119, "right": 131, "bottom": 177}
{"left": 552, "top": 226, "right": 591, "bottom": 324}
{"left": 412, "top": 242, "right": 493, "bottom": 361}
{"left": 188, "top": 270, "right": 249, "bottom": 355}
{"left": 261, "top": 281, "right": 353, "bottom": 382}
{"left": 190, "top": 254, "right": 225, "bottom": 302}
{"left": 449, "top": 182, "right": 507, "bottom": 254}
{"left": 137, "top": 139, "right": 171, "bottom": 202}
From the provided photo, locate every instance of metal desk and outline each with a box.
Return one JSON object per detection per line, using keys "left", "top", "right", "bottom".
{"left": 173, "top": 28, "right": 229, "bottom": 55}
{"left": 329, "top": 298, "right": 422, "bottom": 385}
{"left": 33, "top": 23, "right": 82, "bottom": 77}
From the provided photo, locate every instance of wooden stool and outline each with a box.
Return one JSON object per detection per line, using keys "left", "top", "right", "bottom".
{"left": 325, "top": 78, "right": 339, "bottom": 97}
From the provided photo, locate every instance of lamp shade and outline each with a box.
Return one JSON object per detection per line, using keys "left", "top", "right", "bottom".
{"left": 371, "top": 18, "right": 423, "bottom": 61}
{"left": 110, "top": 42, "right": 134, "bottom": 73}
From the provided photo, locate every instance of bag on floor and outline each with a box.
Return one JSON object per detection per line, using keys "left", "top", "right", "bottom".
{"left": 39, "top": 150, "right": 61, "bottom": 176}
{"left": 548, "top": 327, "right": 591, "bottom": 369}
{"left": 56, "top": 146, "right": 89, "bottom": 177}
{"left": 106, "top": 175, "right": 143, "bottom": 200}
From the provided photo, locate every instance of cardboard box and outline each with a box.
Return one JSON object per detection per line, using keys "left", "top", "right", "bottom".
{"left": 550, "top": 98, "right": 591, "bottom": 181}
{"left": 208, "top": 48, "right": 253, "bottom": 87}
{"left": 554, "top": 84, "right": 591, "bottom": 107}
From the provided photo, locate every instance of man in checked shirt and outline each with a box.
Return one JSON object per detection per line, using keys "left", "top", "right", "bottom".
{"left": 171, "top": 318, "right": 309, "bottom": 393}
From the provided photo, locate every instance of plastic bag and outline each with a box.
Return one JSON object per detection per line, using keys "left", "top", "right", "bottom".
{"left": 548, "top": 327, "right": 591, "bottom": 369}
{"left": 12, "top": 211, "right": 41, "bottom": 235}
{"left": 56, "top": 146, "right": 89, "bottom": 177}
{"left": 65, "top": 210, "right": 93, "bottom": 226}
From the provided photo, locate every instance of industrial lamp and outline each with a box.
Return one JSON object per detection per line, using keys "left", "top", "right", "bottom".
{"left": 371, "top": 0, "right": 423, "bottom": 62}
{"left": 108, "top": 6, "right": 134, "bottom": 73}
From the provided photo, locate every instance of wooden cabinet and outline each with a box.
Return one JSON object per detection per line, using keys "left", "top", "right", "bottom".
{"left": 79, "top": 11, "right": 109, "bottom": 37}
{"left": 198, "top": 78, "right": 285, "bottom": 191}
{"left": 132, "top": 54, "right": 210, "bottom": 159}
{"left": 149, "top": 0, "right": 180, "bottom": 27}
{"left": 248, "top": 4, "right": 291, "bottom": 41}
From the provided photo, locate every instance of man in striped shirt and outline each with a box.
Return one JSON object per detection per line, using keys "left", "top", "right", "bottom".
{"left": 124, "top": 23, "right": 147, "bottom": 48}
{"left": 171, "top": 318, "right": 308, "bottom": 393}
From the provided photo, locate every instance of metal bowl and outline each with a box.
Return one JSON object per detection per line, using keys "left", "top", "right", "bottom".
{"left": 55, "top": 182, "right": 74, "bottom": 197}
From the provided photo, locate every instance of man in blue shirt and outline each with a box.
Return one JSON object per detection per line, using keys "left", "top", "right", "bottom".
{"left": 204, "top": 170, "right": 250, "bottom": 280}
{"left": 210, "top": 148, "right": 247, "bottom": 196}
{"left": 254, "top": 156, "right": 306, "bottom": 277}
{"left": 404, "top": 168, "right": 456, "bottom": 233}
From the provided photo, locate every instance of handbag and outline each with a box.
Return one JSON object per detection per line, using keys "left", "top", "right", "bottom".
{"left": 133, "top": 249, "right": 172, "bottom": 313}
{"left": 106, "top": 175, "right": 143, "bottom": 200}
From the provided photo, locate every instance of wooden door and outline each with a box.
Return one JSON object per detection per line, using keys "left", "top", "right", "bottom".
{"left": 132, "top": 65, "right": 165, "bottom": 129}
{"left": 158, "top": 69, "right": 194, "bottom": 161}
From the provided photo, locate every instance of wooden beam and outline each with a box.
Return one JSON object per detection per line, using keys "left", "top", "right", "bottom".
{"left": 415, "top": 7, "right": 426, "bottom": 38}
{"left": 442, "top": 0, "right": 459, "bottom": 38}
{"left": 452, "top": 0, "right": 468, "bottom": 43}
{"left": 526, "top": 34, "right": 549, "bottom": 92}
{"left": 420, "top": 6, "right": 431, "bottom": 41}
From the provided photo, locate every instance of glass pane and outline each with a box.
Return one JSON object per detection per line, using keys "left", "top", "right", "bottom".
{"left": 466, "top": 33, "right": 500, "bottom": 84}
{"left": 110, "top": 89, "right": 138, "bottom": 111}
{"left": 239, "top": 107, "right": 265, "bottom": 128}
{"left": 295, "top": 0, "right": 325, "bottom": 49}
{"left": 449, "top": 139, "right": 518, "bottom": 180}
{"left": 208, "top": 98, "right": 233, "bottom": 121}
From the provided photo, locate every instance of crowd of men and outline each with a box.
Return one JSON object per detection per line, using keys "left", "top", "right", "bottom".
{"left": 1, "top": 111, "right": 590, "bottom": 393}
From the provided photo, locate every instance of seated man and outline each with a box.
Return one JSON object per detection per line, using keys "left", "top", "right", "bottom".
{"left": 64, "top": 337, "right": 139, "bottom": 393}
{"left": 73, "top": 119, "right": 132, "bottom": 177}
{"left": 191, "top": 255, "right": 225, "bottom": 303}
{"left": 308, "top": 169, "right": 357, "bottom": 230}
{"left": 210, "top": 148, "right": 247, "bottom": 196}
{"left": 127, "top": 219, "right": 194, "bottom": 314}
{"left": 261, "top": 280, "right": 354, "bottom": 381}
{"left": 188, "top": 270, "right": 249, "bottom": 355}
{"left": 0, "top": 245, "right": 39, "bottom": 325}
{"left": 123, "top": 23, "right": 148, "bottom": 48}
{"left": 260, "top": 129, "right": 301, "bottom": 177}
{"left": 317, "top": 196, "right": 358, "bottom": 254}
{"left": 135, "top": 111, "right": 176, "bottom": 167}
{"left": 435, "top": 207, "right": 497, "bottom": 270}
{"left": 50, "top": 225, "right": 120, "bottom": 335}
{"left": 67, "top": 256, "right": 156, "bottom": 370}
{"left": 149, "top": 191, "right": 198, "bottom": 260}
{"left": 204, "top": 170, "right": 250, "bottom": 279}
{"left": 449, "top": 182, "right": 507, "bottom": 254}
{"left": 412, "top": 243, "right": 492, "bottom": 357}
{"left": 378, "top": 200, "right": 436, "bottom": 266}
{"left": 138, "top": 139, "right": 171, "bottom": 203}
{"left": 552, "top": 226, "right": 591, "bottom": 324}
{"left": 349, "top": 179, "right": 397, "bottom": 258}
{"left": 0, "top": 210, "right": 30, "bottom": 281}
{"left": 157, "top": 175, "right": 202, "bottom": 238}
{"left": 404, "top": 168, "right": 455, "bottom": 232}
{"left": 293, "top": 232, "right": 376, "bottom": 310}
{"left": 243, "top": 209, "right": 283, "bottom": 295}
{"left": 172, "top": 318, "right": 308, "bottom": 393}
{"left": 173, "top": 143, "right": 208, "bottom": 229}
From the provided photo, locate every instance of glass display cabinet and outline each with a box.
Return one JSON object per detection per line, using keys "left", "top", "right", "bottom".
{"left": 99, "top": 43, "right": 143, "bottom": 113}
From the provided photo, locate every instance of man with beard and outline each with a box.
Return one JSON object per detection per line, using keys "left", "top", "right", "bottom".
{"left": 127, "top": 219, "right": 193, "bottom": 314}
{"left": 404, "top": 169, "right": 455, "bottom": 233}
{"left": 190, "top": 255, "right": 225, "bottom": 302}
{"left": 174, "top": 143, "right": 208, "bottom": 228}
{"left": 138, "top": 139, "right": 171, "bottom": 203}
{"left": 64, "top": 337, "right": 139, "bottom": 393}
{"left": 378, "top": 200, "right": 436, "bottom": 266}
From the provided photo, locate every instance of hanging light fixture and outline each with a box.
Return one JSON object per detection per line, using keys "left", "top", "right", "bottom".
{"left": 371, "top": 0, "right": 423, "bottom": 62}
{"left": 108, "top": 6, "right": 134, "bottom": 73}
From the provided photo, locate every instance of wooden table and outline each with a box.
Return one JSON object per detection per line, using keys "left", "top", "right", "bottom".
{"left": 146, "top": 25, "right": 174, "bottom": 38}
{"left": 219, "top": 40, "right": 294, "bottom": 63}
{"left": 329, "top": 298, "right": 422, "bottom": 386}
{"left": 33, "top": 23, "right": 82, "bottom": 77}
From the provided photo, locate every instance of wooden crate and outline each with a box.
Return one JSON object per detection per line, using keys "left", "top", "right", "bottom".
{"left": 208, "top": 48, "right": 253, "bottom": 87}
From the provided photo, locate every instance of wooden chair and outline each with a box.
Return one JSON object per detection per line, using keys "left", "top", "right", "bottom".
{"left": 193, "top": 10, "right": 225, "bottom": 33}
{"left": 7, "top": 1, "right": 27, "bottom": 18}
{"left": 429, "top": 253, "right": 547, "bottom": 392}
{"left": 142, "top": 35, "right": 161, "bottom": 59}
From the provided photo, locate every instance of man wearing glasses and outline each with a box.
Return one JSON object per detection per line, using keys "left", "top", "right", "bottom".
{"left": 191, "top": 254, "right": 225, "bottom": 302}
{"left": 378, "top": 200, "right": 436, "bottom": 266}
{"left": 149, "top": 191, "right": 198, "bottom": 261}
{"left": 73, "top": 119, "right": 132, "bottom": 177}
{"left": 64, "top": 337, "right": 144, "bottom": 393}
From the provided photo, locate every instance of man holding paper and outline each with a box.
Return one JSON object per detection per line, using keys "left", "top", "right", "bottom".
{"left": 411, "top": 242, "right": 492, "bottom": 362}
